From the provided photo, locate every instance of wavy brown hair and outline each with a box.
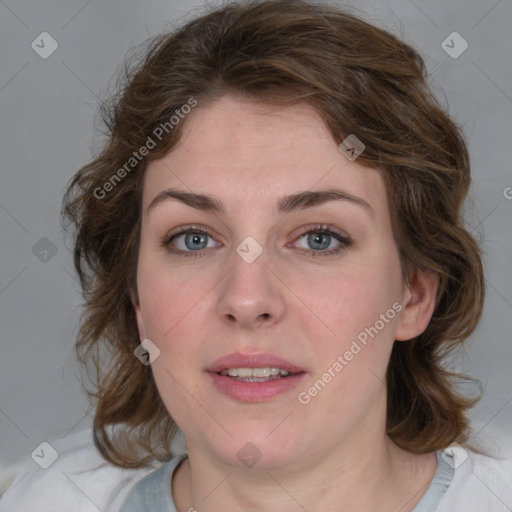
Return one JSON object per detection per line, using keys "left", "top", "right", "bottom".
{"left": 62, "top": 0, "right": 484, "bottom": 468}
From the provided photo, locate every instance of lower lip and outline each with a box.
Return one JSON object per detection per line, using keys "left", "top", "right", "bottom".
{"left": 208, "top": 372, "right": 306, "bottom": 402}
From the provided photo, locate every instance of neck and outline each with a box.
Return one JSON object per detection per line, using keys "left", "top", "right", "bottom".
{"left": 173, "top": 430, "right": 437, "bottom": 512}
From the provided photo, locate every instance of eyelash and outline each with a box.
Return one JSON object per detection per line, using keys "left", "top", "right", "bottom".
{"left": 162, "top": 223, "right": 351, "bottom": 258}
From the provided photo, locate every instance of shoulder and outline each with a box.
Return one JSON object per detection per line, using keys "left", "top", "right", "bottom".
{"left": 118, "top": 454, "right": 188, "bottom": 512}
{"left": 437, "top": 444, "right": 512, "bottom": 511}
{"left": 0, "top": 428, "right": 161, "bottom": 512}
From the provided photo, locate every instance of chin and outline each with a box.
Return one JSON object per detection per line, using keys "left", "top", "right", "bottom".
{"left": 204, "top": 431, "right": 307, "bottom": 472}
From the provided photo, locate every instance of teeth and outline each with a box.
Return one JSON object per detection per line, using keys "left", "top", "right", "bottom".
{"left": 220, "top": 367, "right": 291, "bottom": 377}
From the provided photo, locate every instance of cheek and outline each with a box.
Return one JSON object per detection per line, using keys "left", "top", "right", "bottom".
{"left": 299, "top": 247, "right": 403, "bottom": 381}
{"left": 137, "top": 262, "right": 210, "bottom": 423}
{"left": 308, "top": 252, "right": 401, "bottom": 336}
{"left": 295, "top": 274, "right": 401, "bottom": 426}
{"left": 136, "top": 255, "right": 219, "bottom": 419}
{"left": 137, "top": 253, "right": 212, "bottom": 341}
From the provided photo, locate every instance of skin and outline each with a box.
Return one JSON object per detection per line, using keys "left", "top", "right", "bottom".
{"left": 133, "top": 95, "right": 439, "bottom": 512}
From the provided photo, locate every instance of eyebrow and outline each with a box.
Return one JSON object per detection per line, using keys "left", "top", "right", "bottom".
{"left": 146, "top": 188, "right": 373, "bottom": 216}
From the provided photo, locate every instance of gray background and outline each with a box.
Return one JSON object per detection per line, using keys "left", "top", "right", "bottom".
{"left": 1, "top": 0, "right": 511, "bottom": 478}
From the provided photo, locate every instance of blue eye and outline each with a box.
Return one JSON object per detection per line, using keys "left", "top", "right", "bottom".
{"left": 299, "top": 232, "right": 337, "bottom": 251}
{"left": 163, "top": 224, "right": 350, "bottom": 258}
{"left": 164, "top": 226, "right": 218, "bottom": 256}
{"left": 292, "top": 226, "right": 350, "bottom": 257}
{"left": 180, "top": 232, "right": 209, "bottom": 251}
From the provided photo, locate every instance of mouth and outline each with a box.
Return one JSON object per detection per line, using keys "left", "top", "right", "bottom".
{"left": 207, "top": 352, "right": 305, "bottom": 374}
{"left": 206, "top": 353, "right": 306, "bottom": 402}
{"left": 217, "top": 366, "right": 298, "bottom": 382}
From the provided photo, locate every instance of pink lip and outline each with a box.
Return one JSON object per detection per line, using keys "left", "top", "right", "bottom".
{"left": 206, "top": 352, "right": 305, "bottom": 374}
{"left": 208, "top": 372, "right": 306, "bottom": 402}
{"left": 206, "top": 352, "right": 306, "bottom": 402}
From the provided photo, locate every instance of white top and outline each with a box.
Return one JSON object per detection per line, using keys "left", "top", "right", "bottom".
{"left": 1, "top": 428, "right": 512, "bottom": 512}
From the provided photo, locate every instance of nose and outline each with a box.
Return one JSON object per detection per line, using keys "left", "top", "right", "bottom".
{"left": 215, "top": 244, "right": 287, "bottom": 330}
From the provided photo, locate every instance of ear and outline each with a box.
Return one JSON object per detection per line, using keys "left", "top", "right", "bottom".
{"left": 394, "top": 266, "right": 439, "bottom": 341}
{"left": 129, "top": 288, "right": 147, "bottom": 341}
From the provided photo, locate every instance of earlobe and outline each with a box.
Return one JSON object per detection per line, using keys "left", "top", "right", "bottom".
{"left": 129, "top": 289, "right": 146, "bottom": 340}
{"left": 133, "top": 306, "right": 147, "bottom": 341}
{"left": 394, "top": 267, "right": 439, "bottom": 342}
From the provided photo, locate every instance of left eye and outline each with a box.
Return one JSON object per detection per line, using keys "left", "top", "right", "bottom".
{"left": 295, "top": 231, "right": 343, "bottom": 252}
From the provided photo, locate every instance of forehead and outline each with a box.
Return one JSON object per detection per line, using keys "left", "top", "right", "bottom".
{"left": 142, "top": 95, "right": 387, "bottom": 217}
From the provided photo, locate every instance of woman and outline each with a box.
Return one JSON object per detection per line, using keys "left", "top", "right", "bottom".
{"left": 2, "top": 1, "right": 511, "bottom": 511}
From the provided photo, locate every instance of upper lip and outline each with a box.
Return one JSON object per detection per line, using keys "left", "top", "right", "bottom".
{"left": 206, "top": 352, "right": 305, "bottom": 374}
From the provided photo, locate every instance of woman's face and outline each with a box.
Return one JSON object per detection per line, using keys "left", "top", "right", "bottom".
{"left": 134, "top": 95, "right": 428, "bottom": 470}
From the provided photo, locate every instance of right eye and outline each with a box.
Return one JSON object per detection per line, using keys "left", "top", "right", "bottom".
{"left": 163, "top": 225, "right": 220, "bottom": 257}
